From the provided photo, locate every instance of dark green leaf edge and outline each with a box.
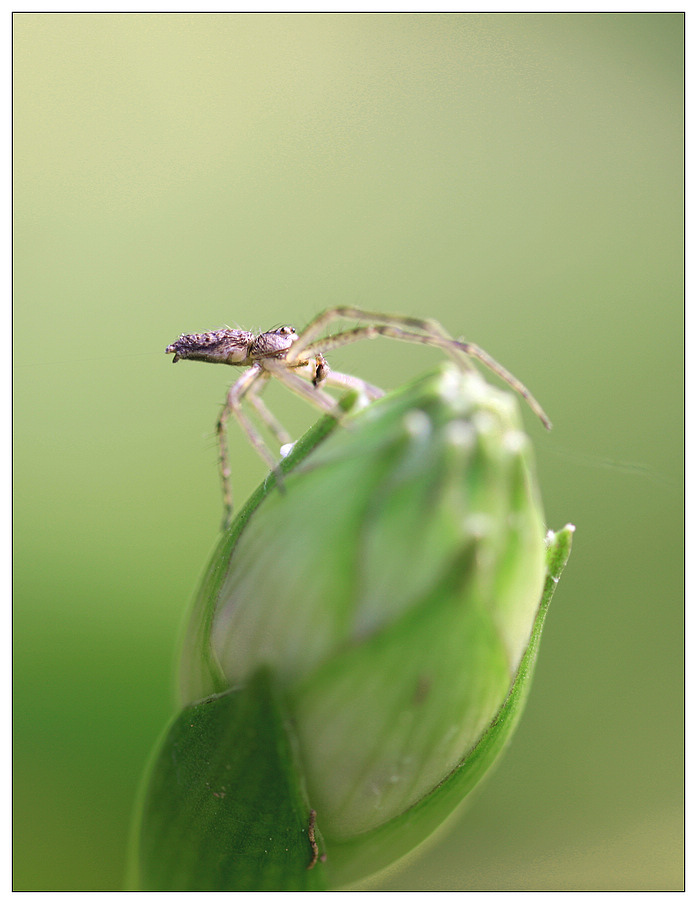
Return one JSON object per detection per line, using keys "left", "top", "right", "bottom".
{"left": 132, "top": 669, "right": 330, "bottom": 891}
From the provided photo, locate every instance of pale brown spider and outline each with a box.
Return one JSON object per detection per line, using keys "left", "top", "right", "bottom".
{"left": 166, "top": 306, "right": 551, "bottom": 524}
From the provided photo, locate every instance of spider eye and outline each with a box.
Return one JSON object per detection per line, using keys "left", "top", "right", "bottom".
{"left": 279, "top": 326, "right": 296, "bottom": 335}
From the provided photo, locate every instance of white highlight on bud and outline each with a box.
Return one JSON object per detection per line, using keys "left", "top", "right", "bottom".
{"left": 471, "top": 409, "right": 499, "bottom": 435}
{"left": 503, "top": 429, "right": 529, "bottom": 455}
{"left": 462, "top": 513, "right": 495, "bottom": 539}
{"left": 434, "top": 366, "right": 482, "bottom": 414}
{"left": 443, "top": 419, "right": 475, "bottom": 449}
{"left": 402, "top": 409, "right": 431, "bottom": 439}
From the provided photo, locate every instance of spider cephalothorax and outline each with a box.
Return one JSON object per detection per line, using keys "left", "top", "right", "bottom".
{"left": 166, "top": 306, "right": 550, "bottom": 525}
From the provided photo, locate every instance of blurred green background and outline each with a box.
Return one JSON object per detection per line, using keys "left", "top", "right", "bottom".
{"left": 13, "top": 12, "right": 683, "bottom": 891}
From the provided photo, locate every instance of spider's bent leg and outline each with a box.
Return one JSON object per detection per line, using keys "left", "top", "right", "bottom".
{"left": 299, "top": 323, "right": 552, "bottom": 429}
{"left": 246, "top": 373, "right": 294, "bottom": 448}
{"left": 217, "top": 365, "right": 280, "bottom": 526}
{"left": 261, "top": 359, "right": 339, "bottom": 417}
{"left": 451, "top": 338, "right": 552, "bottom": 429}
{"left": 287, "top": 306, "right": 456, "bottom": 361}
{"left": 313, "top": 365, "right": 384, "bottom": 401}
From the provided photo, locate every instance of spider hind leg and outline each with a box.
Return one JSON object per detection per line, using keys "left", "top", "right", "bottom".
{"left": 288, "top": 307, "right": 551, "bottom": 429}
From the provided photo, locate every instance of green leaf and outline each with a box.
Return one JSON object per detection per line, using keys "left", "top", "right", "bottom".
{"left": 133, "top": 669, "right": 329, "bottom": 891}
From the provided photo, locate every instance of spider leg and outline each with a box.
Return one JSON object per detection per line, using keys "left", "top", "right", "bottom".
{"left": 246, "top": 373, "right": 294, "bottom": 447}
{"left": 288, "top": 306, "right": 456, "bottom": 360}
{"left": 217, "top": 364, "right": 282, "bottom": 527}
{"left": 261, "top": 359, "right": 339, "bottom": 416}
{"left": 313, "top": 364, "right": 384, "bottom": 401}
{"left": 290, "top": 307, "right": 551, "bottom": 429}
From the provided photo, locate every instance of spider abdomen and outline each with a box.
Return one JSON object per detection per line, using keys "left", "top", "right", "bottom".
{"left": 165, "top": 329, "right": 255, "bottom": 365}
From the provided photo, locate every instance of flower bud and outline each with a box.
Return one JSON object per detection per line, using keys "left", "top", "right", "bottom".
{"left": 164, "top": 364, "right": 570, "bottom": 887}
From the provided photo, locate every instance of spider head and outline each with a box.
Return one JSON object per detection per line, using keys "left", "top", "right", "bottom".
{"left": 252, "top": 326, "right": 298, "bottom": 359}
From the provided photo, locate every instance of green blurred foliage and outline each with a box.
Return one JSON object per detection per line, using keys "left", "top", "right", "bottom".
{"left": 13, "top": 12, "right": 682, "bottom": 891}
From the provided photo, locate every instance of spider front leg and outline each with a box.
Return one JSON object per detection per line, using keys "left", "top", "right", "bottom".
{"left": 260, "top": 358, "right": 339, "bottom": 416}
{"left": 311, "top": 357, "right": 384, "bottom": 401}
{"left": 246, "top": 374, "right": 293, "bottom": 448}
{"left": 217, "top": 365, "right": 282, "bottom": 527}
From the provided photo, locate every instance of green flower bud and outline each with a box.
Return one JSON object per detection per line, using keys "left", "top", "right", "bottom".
{"left": 134, "top": 365, "right": 573, "bottom": 891}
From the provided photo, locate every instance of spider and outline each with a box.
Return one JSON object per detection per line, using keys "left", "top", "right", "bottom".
{"left": 165, "top": 306, "right": 551, "bottom": 524}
